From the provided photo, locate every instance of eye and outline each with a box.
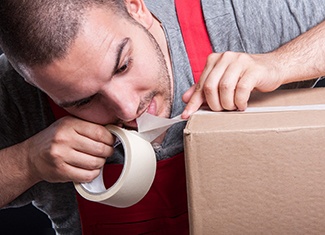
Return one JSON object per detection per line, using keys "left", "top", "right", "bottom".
{"left": 75, "top": 98, "right": 92, "bottom": 108}
{"left": 74, "top": 95, "right": 96, "bottom": 108}
{"left": 115, "top": 64, "right": 127, "bottom": 74}
{"left": 115, "top": 58, "right": 133, "bottom": 75}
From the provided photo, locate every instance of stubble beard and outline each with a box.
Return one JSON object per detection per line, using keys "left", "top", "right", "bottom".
{"left": 144, "top": 25, "right": 173, "bottom": 118}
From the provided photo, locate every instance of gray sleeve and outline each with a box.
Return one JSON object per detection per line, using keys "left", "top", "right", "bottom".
{"left": 203, "top": 0, "right": 325, "bottom": 54}
{"left": 0, "top": 55, "right": 82, "bottom": 234}
{"left": 32, "top": 182, "right": 82, "bottom": 235}
{"left": 231, "top": 0, "right": 325, "bottom": 53}
{"left": 4, "top": 182, "right": 82, "bottom": 235}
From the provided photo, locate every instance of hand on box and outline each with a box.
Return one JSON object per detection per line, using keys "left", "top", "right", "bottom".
{"left": 181, "top": 51, "right": 284, "bottom": 119}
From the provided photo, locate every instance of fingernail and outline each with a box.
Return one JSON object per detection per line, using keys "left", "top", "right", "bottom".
{"left": 181, "top": 110, "right": 190, "bottom": 119}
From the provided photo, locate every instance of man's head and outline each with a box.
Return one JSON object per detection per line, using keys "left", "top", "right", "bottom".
{"left": 0, "top": 0, "right": 128, "bottom": 66}
{"left": 0, "top": 0, "right": 173, "bottom": 127}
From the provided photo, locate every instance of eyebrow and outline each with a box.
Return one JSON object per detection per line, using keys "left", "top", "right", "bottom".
{"left": 58, "top": 37, "right": 130, "bottom": 108}
{"left": 111, "top": 37, "right": 130, "bottom": 77}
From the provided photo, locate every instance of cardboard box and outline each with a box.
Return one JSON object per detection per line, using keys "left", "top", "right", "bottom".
{"left": 184, "top": 87, "right": 325, "bottom": 235}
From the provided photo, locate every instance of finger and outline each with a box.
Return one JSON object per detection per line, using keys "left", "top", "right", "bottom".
{"left": 42, "top": 152, "right": 105, "bottom": 183}
{"left": 234, "top": 72, "right": 256, "bottom": 110}
{"left": 66, "top": 148, "right": 110, "bottom": 170}
{"left": 200, "top": 69, "right": 223, "bottom": 111}
{"left": 182, "top": 54, "right": 222, "bottom": 119}
{"left": 75, "top": 168, "right": 102, "bottom": 183}
{"left": 72, "top": 133, "right": 115, "bottom": 158}
{"left": 181, "top": 83, "right": 205, "bottom": 119}
{"left": 182, "top": 84, "right": 196, "bottom": 104}
{"left": 200, "top": 55, "right": 235, "bottom": 111}
{"left": 61, "top": 163, "right": 103, "bottom": 183}
{"left": 71, "top": 120, "right": 115, "bottom": 146}
{"left": 218, "top": 63, "right": 243, "bottom": 110}
{"left": 181, "top": 73, "right": 211, "bottom": 119}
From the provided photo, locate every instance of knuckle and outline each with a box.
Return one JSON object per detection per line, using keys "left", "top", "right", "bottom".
{"left": 52, "top": 131, "right": 67, "bottom": 144}
{"left": 194, "top": 82, "right": 202, "bottom": 92}
{"left": 206, "top": 53, "right": 218, "bottom": 64}
{"left": 221, "top": 51, "right": 235, "bottom": 59}
{"left": 95, "top": 143, "right": 109, "bottom": 157}
{"left": 54, "top": 116, "right": 72, "bottom": 128}
{"left": 88, "top": 158, "right": 102, "bottom": 169}
{"left": 48, "top": 145, "right": 62, "bottom": 161}
{"left": 82, "top": 170, "right": 100, "bottom": 183}
{"left": 93, "top": 127, "right": 106, "bottom": 141}
{"left": 236, "top": 52, "right": 248, "bottom": 61}
{"left": 221, "top": 51, "right": 249, "bottom": 63}
{"left": 236, "top": 80, "right": 251, "bottom": 91}
{"left": 219, "top": 80, "right": 233, "bottom": 91}
{"left": 203, "top": 83, "right": 214, "bottom": 96}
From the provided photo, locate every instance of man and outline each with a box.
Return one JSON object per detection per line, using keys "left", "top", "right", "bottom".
{"left": 1, "top": 0, "right": 325, "bottom": 234}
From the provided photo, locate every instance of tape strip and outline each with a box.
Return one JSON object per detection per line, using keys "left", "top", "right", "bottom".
{"left": 245, "top": 104, "right": 325, "bottom": 113}
{"left": 74, "top": 124, "right": 156, "bottom": 208}
{"left": 194, "top": 104, "right": 325, "bottom": 115}
{"left": 136, "top": 112, "right": 184, "bottom": 142}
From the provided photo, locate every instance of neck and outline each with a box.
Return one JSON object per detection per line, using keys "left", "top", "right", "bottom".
{"left": 148, "top": 16, "right": 173, "bottom": 86}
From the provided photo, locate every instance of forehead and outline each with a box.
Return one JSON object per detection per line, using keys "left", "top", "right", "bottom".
{"left": 66, "top": 7, "right": 125, "bottom": 68}
{"left": 25, "top": 7, "right": 131, "bottom": 102}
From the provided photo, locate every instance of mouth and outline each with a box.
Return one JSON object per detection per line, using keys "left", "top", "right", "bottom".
{"left": 121, "top": 98, "right": 157, "bottom": 131}
{"left": 146, "top": 98, "right": 157, "bottom": 116}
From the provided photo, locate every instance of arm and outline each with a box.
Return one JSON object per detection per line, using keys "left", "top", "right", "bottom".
{"left": 0, "top": 141, "right": 38, "bottom": 207}
{"left": 181, "top": 20, "right": 325, "bottom": 118}
{"left": 0, "top": 116, "right": 114, "bottom": 208}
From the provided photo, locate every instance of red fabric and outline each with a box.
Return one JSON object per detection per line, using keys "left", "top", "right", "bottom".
{"left": 47, "top": 0, "right": 213, "bottom": 233}
{"left": 175, "top": 0, "right": 213, "bottom": 83}
{"left": 48, "top": 97, "right": 69, "bottom": 119}
{"left": 77, "top": 153, "right": 188, "bottom": 235}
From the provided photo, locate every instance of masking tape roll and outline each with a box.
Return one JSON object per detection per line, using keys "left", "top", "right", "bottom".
{"left": 74, "top": 124, "right": 157, "bottom": 208}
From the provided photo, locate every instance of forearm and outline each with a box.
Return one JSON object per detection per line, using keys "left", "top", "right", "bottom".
{"left": 271, "top": 20, "right": 325, "bottom": 84}
{"left": 0, "top": 141, "right": 40, "bottom": 207}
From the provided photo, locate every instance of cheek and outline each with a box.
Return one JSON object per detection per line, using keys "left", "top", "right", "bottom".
{"left": 134, "top": 46, "right": 161, "bottom": 82}
{"left": 134, "top": 62, "right": 159, "bottom": 87}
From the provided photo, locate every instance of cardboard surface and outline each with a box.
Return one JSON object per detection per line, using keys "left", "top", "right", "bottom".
{"left": 184, "top": 87, "right": 325, "bottom": 235}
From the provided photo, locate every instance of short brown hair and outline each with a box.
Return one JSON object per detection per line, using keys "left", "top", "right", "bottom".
{"left": 0, "top": 0, "right": 128, "bottom": 66}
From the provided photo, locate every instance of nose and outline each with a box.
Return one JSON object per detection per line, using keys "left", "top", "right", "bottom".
{"left": 101, "top": 83, "right": 139, "bottom": 122}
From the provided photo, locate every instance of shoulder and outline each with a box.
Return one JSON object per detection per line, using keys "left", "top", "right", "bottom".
{"left": 0, "top": 54, "right": 54, "bottom": 148}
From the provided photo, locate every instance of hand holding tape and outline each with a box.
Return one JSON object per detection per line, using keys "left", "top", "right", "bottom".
{"left": 74, "top": 124, "right": 156, "bottom": 208}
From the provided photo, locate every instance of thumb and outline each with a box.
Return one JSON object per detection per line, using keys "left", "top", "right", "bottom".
{"left": 182, "top": 84, "right": 196, "bottom": 103}
{"left": 181, "top": 83, "right": 205, "bottom": 119}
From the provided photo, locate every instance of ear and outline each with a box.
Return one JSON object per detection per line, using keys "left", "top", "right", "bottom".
{"left": 125, "top": 0, "right": 153, "bottom": 29}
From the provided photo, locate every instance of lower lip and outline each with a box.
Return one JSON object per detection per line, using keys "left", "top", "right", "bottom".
{"left": 146, "top": 99, "right": 157, "bottom": 116}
